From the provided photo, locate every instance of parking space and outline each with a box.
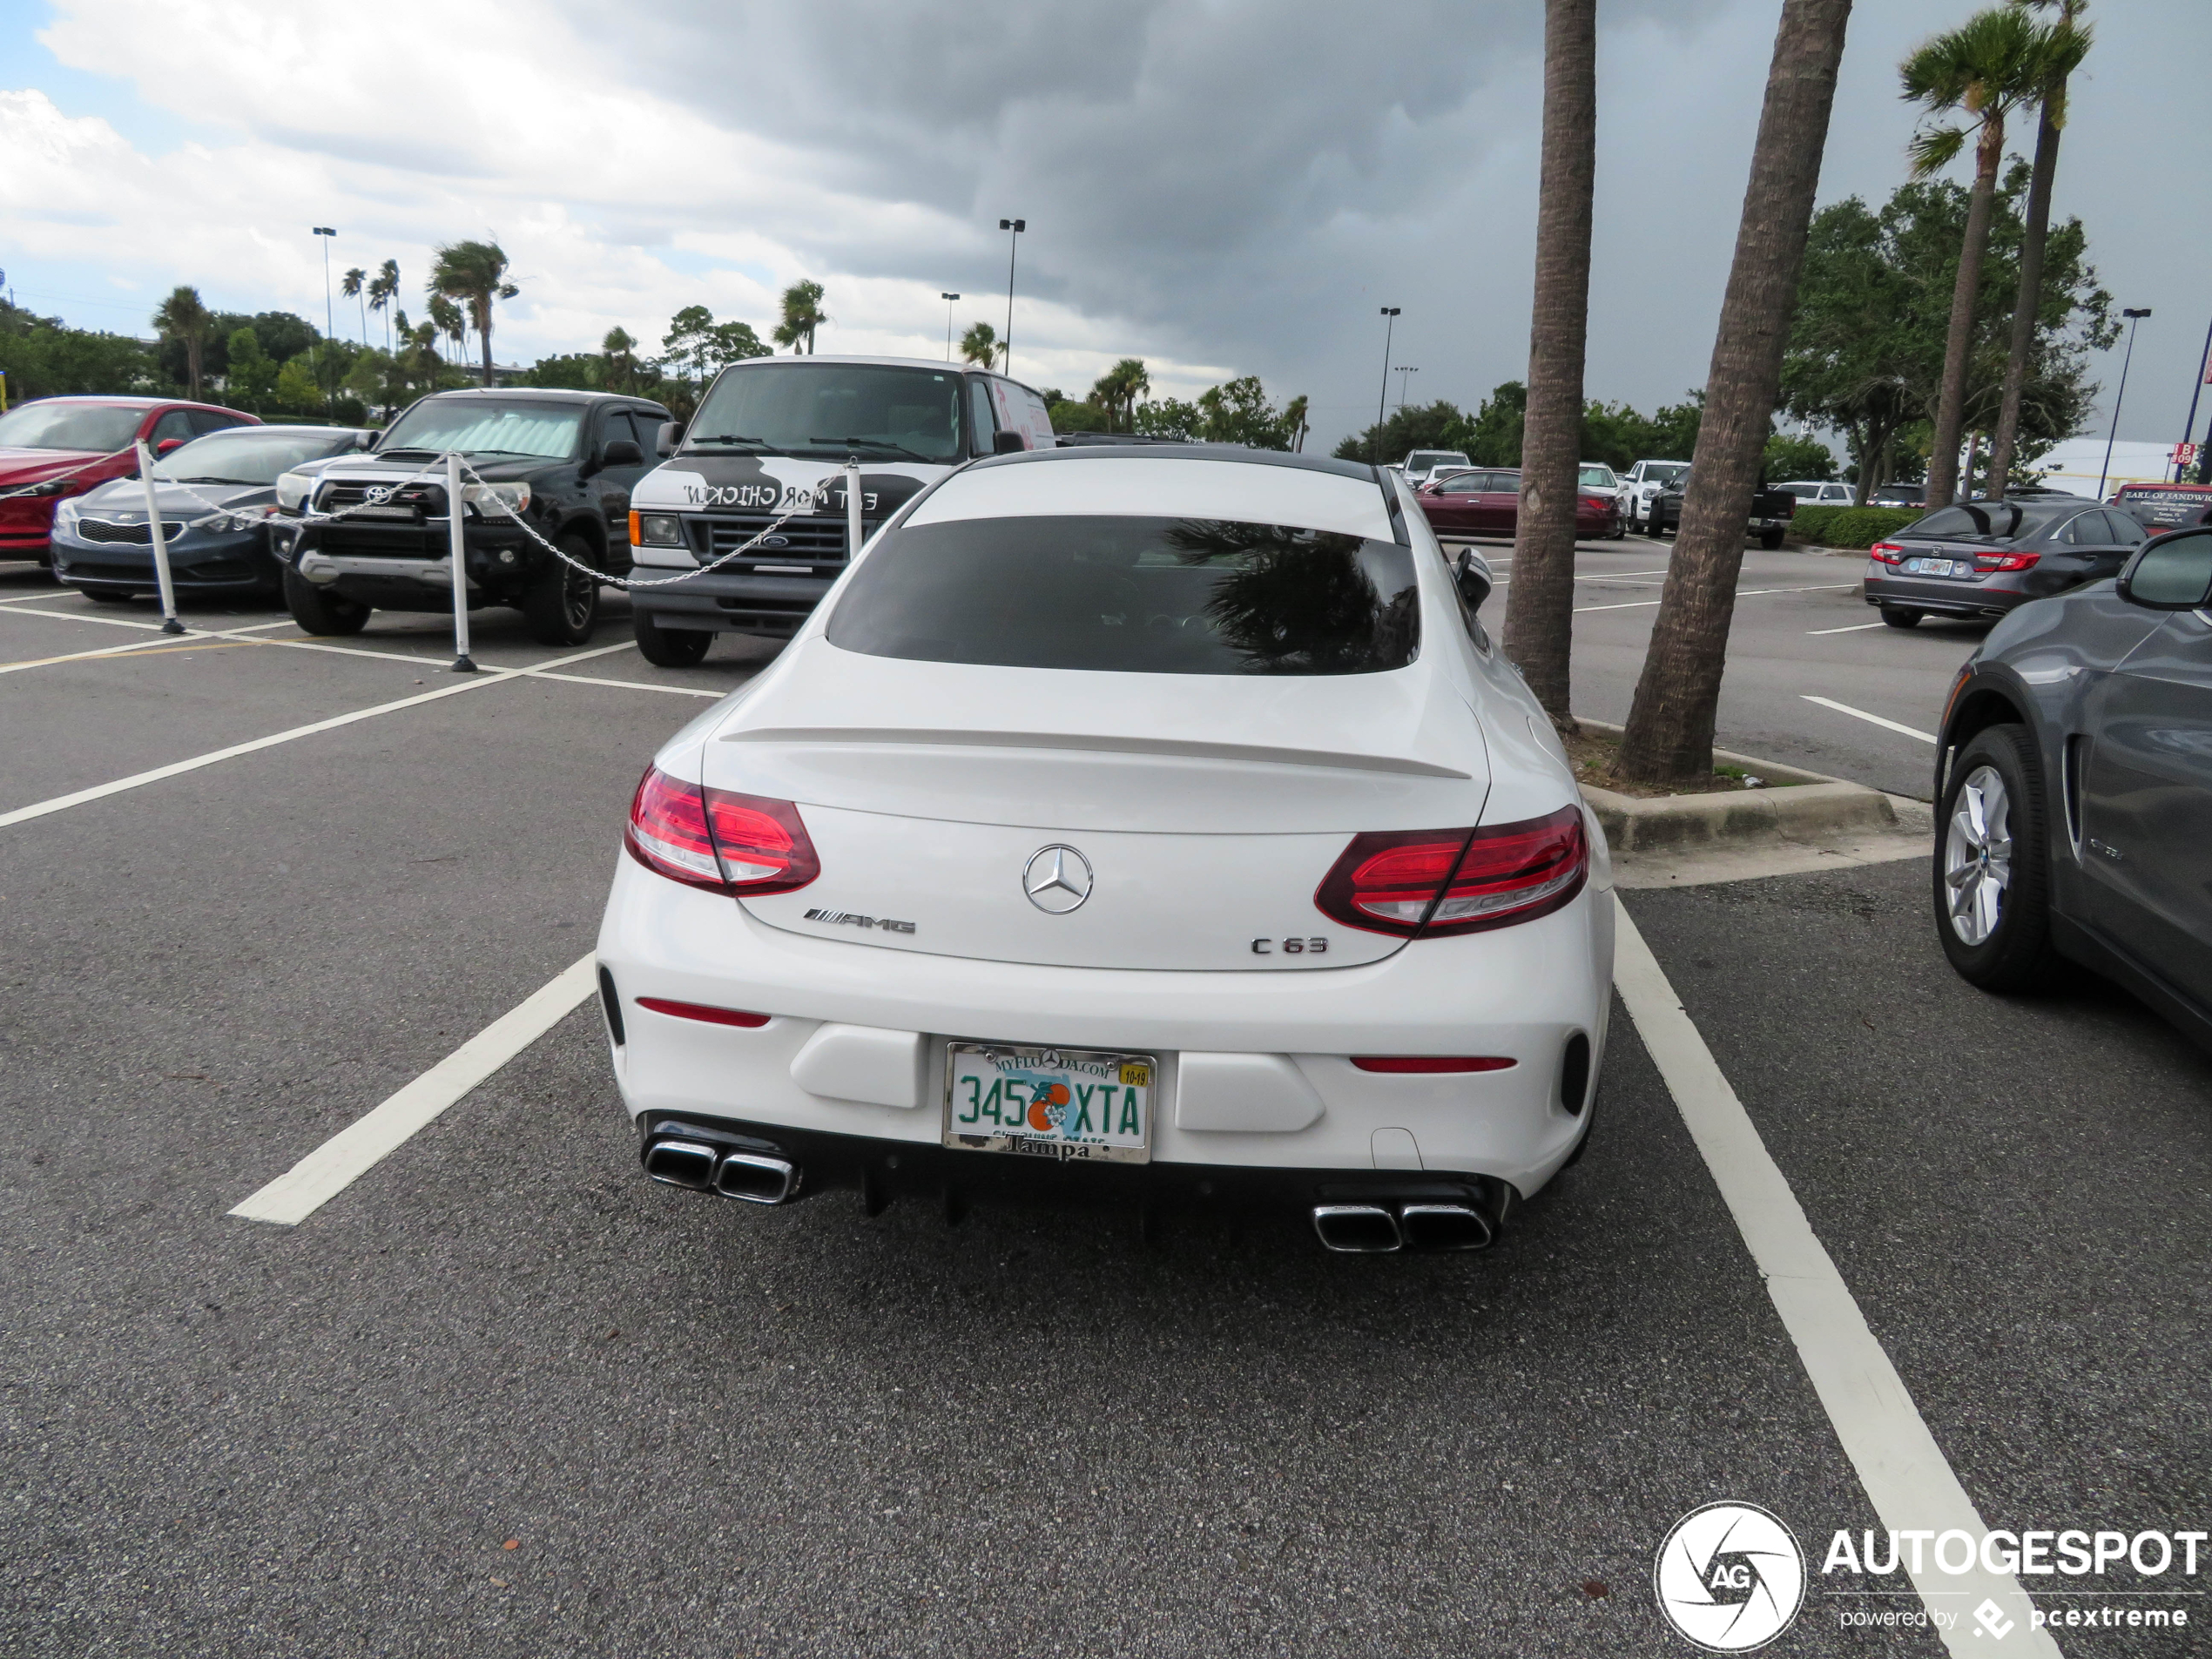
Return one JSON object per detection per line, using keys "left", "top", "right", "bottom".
{"left": 3, "top": 559, "right": 2204, "bottom": 1656}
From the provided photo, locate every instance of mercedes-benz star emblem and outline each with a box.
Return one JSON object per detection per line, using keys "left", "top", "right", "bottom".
{"left": 1022, "top": 845, "right": 1094, "bottom": 914}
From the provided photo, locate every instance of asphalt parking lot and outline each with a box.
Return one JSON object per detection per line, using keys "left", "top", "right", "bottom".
{"left": 3, "top": 563, "right": 2205, "bottom": 1657}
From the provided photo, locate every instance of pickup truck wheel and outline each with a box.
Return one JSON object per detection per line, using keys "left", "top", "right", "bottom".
{"left": 523, "top": 536, "right": 601, "bottom": 646}
{"left": 632, "top": 607, "right": 712, "bottom": 667}
{"left": 1644, "top": 504, "right": 1666, "bottom": 537}
{"left": 1760, "top": 525, "right": 1785, "bottom": 550}
{"left": 1880, "top": 606, "right": 1923, "bottom": 629}
{"left": 283, "top": 564, "right": 370, "bottom": 635}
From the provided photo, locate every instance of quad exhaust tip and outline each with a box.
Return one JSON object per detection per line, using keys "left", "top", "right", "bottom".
{"left": 1313, "top": 1199, "right": 1496, "bottom": 1253}
{"left": 643, "top": 1136, "right": 799, "bottom": 1205}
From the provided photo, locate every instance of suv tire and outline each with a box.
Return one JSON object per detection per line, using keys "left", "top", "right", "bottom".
{"left": 633, "top": 607, "right": 712, "bottom": 668}
{"left": 1880, "top": 606, "right": 1923, "bottom": 629}
{"left": 283, "top": 565, "right": 370, "bottom": 635}
{"left": 523, "top": 535, "right": 601, "bottom": 646}
{"left": 1759, "top": 525, "right": 1785, "bottom": 550}
{"left": 1934, "top": 723, "right": 2058, "bottom": 992}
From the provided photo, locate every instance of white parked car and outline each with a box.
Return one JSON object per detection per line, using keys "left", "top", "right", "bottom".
{"left": 1620, "top": 458, "right": 1691, "bottom": 528}
{"left": 596, "top": 448, "right": 1614, "bottom": 1253}
{"left": 1401, "top": 448, "right": 1473, "bottom": 488}
{"left": 1777, "top": 480, "right": 1852, "bottom": 505}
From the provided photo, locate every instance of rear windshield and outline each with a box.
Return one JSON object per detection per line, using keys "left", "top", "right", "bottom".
{"left": 1406, "top": 452, "right": 1467, "bottom": 471}
{"left": 1579, "top": 464, "right": 1616, "bottom": 488}
{"left": 1909, "top": 502, "right": 2074, "bottom": 541}
{"left": 828, "top": 514, "right": 1420, "bottom": 676}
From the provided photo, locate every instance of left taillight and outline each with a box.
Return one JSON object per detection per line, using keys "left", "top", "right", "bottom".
{"left": 625, "top": 766, "right": 819, "bottom": 896}
{"left": 1314, "top": 805, "right": 1588, "bottom": 939}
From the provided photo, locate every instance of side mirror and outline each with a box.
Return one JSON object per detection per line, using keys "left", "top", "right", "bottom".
{"left": 2116, "top": 529, "right": 2212, "bottom": 610}
{"left": 354, "top": 431, "right": 379, "bottom": 449}
{"left": 992, "top": 430, "right": 1027, "bottom": 455}
{"left": 155, "top": 437, "right": 186, "bottom": 456}
{"left": 655, "top": 421, "right": 683, "bottom": 458}
{"left": 601, "top": 437, "right": 644, "bottom": 468}
{"left": 1452, "top": 548, "right": 1494, "bottom": 610}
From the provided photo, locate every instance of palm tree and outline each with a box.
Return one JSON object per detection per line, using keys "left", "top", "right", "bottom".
{"left": 959, "top": 320, "right": 999, "bottom": 368}
{"left": 367, "top": 260, "right": 400, "bottom": 354}
{"left": 427, "top": 294, "right": 467, "bottom": 368}
{"left": 1900, "top": 5, "right": 2050, "bottom": 509}
{"left": 772, "top": 280, "right": 827, "bottom": 354}
{"left": 340, "top": 266, "right": 368, "bottom": 345}
{"left": 1985, "top": 1, "right": 2091, "bottom": 499}
{"left": 152, "top": 285, "right": 213, "bottom": 399}
{"left": 1090, "top": 359, "right": 1151, "bottom": 430}
{"left": 429, "top": 239, "right": 519, "bottom": 387}
{"left": 1502, "top": 0, "right": 1599, "bottom": 729}
{"left": 603, "top": 327, "right": 637, "bottom": 395}
{"left": 1283, "top": 395, "right": 1311, "bottom": 452}
{"left": 1615, "top": 0, "right": 1854, "bottom": 786}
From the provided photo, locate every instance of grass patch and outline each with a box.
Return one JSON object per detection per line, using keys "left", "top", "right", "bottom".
{"left": 1562, "top": 724, "right": 1804, "bottom": 799}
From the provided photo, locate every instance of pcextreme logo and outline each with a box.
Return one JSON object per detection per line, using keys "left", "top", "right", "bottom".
{"left": 1654, "top": 1502, "right": 1807, "bottom": 1652}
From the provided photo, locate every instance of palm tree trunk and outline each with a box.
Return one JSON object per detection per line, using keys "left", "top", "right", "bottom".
{"left": 1502, "top": 0, "right": 1598, "bottom": 728}
{"left": 1925, "top": 121, "right": 2005, "bottom": 509}
{"left": 1616, "top": 0, "right": 1854, "bottom": 786}
{"left": 480, "top": 303, "right": 495, "bottom": 388}
{"left": 1985, "top": 91, "right": 2061, "bottom": 501}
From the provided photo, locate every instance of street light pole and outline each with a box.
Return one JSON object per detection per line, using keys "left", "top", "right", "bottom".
{"left": 2097, "top": 307, "right": 2152, "bottom": 500}
{"left": 312, "top": 227, "right": 337, "bottom": 402}
{"left": 941, "top": 293, "right": 961, "bottom": 362}
{"left": 1394, "top": 365, "right": 1419, "bottom": 410}
{"left": 997, "top": 219, "right": 1025, "bottom": 374}
{"left": 1375, "top": 307, "right": 1400, "bottom": 462}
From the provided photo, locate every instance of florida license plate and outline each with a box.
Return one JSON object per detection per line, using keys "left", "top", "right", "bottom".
{"left": 943, "top": 1042, "right": 1154, "bottom": 1164}
{"left": 1901, "top": 556, "right": 1966, "bottom": 577}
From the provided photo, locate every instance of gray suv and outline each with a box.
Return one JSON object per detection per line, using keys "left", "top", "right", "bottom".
{"left": 1935, "top": 526, "right": 2212, "bottom": 1051}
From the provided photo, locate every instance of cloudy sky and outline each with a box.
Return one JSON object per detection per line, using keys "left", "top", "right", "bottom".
{"left": 2, "top": 0, "right": 2206, "bottom": 451}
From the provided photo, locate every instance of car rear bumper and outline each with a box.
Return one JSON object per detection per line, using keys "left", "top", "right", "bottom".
{"left": 1864, "top": 571, "right": 2026, "bottom": 617}
{"left": 627, "top": 564, "right": 840, "bottom": 637}
{"left": 595, "top": 853, "right": 1615, "bottom": 1198}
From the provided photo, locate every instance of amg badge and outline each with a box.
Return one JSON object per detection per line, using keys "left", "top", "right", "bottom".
{"left": 804, "top": 908, "right": 917, "bottom": 934}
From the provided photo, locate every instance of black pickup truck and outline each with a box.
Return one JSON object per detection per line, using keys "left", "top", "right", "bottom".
{"left": 1643, "top": 470, "right": 1797, "bottom": 550}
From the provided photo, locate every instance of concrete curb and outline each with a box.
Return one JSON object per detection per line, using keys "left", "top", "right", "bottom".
{"left": 1572, "top": 718, "right": 1898, "bottom": 855}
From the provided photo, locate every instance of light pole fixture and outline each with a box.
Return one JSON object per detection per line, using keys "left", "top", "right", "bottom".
{"left": 998, "top": 219, "right": 1025, "bottom": 374}
{"left": 312, "top": 226, "right": 337, "bottom": 401}
{"left": 1394, "top": 365, "right": 1420, "bottom": 410}
{"left": 1375, "top": 307, "right": 1400, "bottom": 462}
{"left": 941, "top": 293, "right": 961, "bottom": 361}
{"left": 2097, "top": 307, "right": 2153, "bottom": 500}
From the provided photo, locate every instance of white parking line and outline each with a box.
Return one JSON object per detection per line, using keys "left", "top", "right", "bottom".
{"left": 1613, "top": 900, "right": 2060, "bottom": 1656}
{"left": 1807, "top": 621, "right": 1885, "bottom": 635}
{"left": 0, "top": 642, "right": 630, "bottom": 831}
{"left": 1575, "top": 583, "right": 1853, "bottom": 615}
{"left": 229, "top": 954, "right": 599, "bottom": 1225}
{"left": 1802, "top": 695, "right": 1939, "bottom": 744}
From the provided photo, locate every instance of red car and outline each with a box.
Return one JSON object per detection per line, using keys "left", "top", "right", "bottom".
{"left": 1414, "top": 466, "right": 1622, "bottom": 541}
{"left": 0, "top": 395, "right": 260, "bottom": 564}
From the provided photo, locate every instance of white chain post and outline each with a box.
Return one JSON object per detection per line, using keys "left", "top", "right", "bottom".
{"left": 846, "top": 456, "right": 863, "bottom": 561}
{"left": 132, "top": 439, "right": 185, "bottom": 636}
{"left": 445, "top": 450, "right": 475, "bottom": 673}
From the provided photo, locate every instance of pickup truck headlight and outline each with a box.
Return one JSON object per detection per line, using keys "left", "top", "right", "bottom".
{"left": 462, "top": 481, "right": 530, "bottom": 516}
{"left": 632, "top": 511, "right": 683, "bottom": 546}
{"left": 275, "top": 470, "right": 315, "bottom": 512}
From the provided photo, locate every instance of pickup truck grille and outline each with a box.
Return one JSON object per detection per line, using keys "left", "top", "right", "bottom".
{"left": 319, "top": 482, "right": 448, "bottom": 519}
{"left": 688, "top": 513, "right": 849, "bottom": 564}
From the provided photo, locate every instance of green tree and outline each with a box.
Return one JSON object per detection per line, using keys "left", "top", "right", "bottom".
{"left": 1282, "top": 395, "right": 1311, "bottom": 452}
{"left": 1764, "top": 432, "right": 1837, "bottom": 478}
{"left": 1089, "top": 359, "right": 1152, "bottom": 431}
{"left": 959, "top": 320, "right": 998, "bottom": 368}
{"left": 523, "top": 353, "right": 604, "bottom": 391}
{"left": 273, "top": 354, "right": 326, "bottom": 412}
{"left": 1048, "top": 398, "right": 1115, "bottom": 433}
{"left": 772, "top": 280, "right": 827, "bottom": 354}
{"left": 428, "top": 239, "right": 519, "bottom": 387}
{"left": 1900, "top": 3, "right": 2056, "bottom": 507}
{"left": 426, "top": 293, "right": 467, "bottom": 366}
{"left": 367, "top": 260, "right": 400, "bottom": 354}
{"left": 340, "top": 266, "right": 368, "bottom": 345}
{"left": 1986, "top": 0, "right": 2091, "bottom": 498}
{"left": 152, "top": 285, "right": 213, "bottom": 398}
{"left": 0, "top": 300, "right": 153, "bottom": 401}
{"left": 602, "top": 327, "right": 639, "bottom": 395}
{"left": 1134, "top": 396, "right": 1201, "bottom": 438}
{"left": 1193, "top": 376, "right": 1302, "bottom": 448}
{"left": 225, "top": 327, "right": 277, "bottom": 410}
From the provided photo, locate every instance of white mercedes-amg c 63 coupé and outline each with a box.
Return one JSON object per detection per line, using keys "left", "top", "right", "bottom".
{"left": 595, "top": 444, "right": 1613, "bottom": 1252}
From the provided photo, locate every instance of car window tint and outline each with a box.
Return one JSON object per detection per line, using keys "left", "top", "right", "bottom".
{"left": 968, "top": 380, "right": 995, "bottom": 452}
{"left": 2107, "top": 511, "right": 2147, "bottom": 545}
{"left": 151, "top": 409, "right": 195, "bottom": 446}
{"left": 829, "top": 514, "right": 1420, "bottom": 677}
{"left": 1578, "top": 466, "right": 1614, "bottom": 489}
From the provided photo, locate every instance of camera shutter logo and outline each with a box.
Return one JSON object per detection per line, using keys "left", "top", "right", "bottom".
{"left": 1653, "top": 1501, "right": 1805, "bottom": 1652}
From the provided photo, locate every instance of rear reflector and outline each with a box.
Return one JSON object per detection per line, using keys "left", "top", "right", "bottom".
{"left": 625, "top": 765, "right": 820, "bottom": 896}
{"left": 1352, "top": 1055, "right": 1517, "bottom": 1073}
{"left": 636, "top": 997, "right": 772, "bottom": 1028}
{"left": 1314, "top": 805, "right": 1588, "bottom": 938}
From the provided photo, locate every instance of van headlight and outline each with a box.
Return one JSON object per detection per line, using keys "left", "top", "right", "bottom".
{"left": 276, "top": 470, "right": 315, "bottom": 512}
{"left": 635, "top": 512, "right": 683, "bottom": 546}
{"left": 462, "top": 481, "right": 530, "bottom": 516}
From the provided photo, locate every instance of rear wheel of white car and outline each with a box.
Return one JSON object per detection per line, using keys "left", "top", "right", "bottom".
{"left": 283, "top": 564, "right": 370, "bottom": 635}
{"left": 1934, "top": 724, "right": 2057, "bottom": 991}
{"left": 1880, "top": 605, "right": 1923, "bottom": 629}
{"left": 523, "top": 535, "right": 601, "bottom": 646}
{"left": 632, "top": 607, "right": 712, "bottom": 667}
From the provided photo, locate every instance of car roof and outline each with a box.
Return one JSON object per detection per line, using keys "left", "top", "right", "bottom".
{"left": 912, "top": 448, "right": 1395, "bottom": 541}
{"left": 415, "top": 388, "right": 647, "bottom": 406}
{"left": 19, "top": 395, "right": 229, "bottom": 410}
{"left": 718, "top": 354, "right": 1040, "bottom": 397}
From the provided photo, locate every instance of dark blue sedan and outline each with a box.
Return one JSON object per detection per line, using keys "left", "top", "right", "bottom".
{"left": 50, "top": 425, "right": 367, "bottom": 604}
{"left": 1937, "top": 525, "right": 2212, "bottom": 1051}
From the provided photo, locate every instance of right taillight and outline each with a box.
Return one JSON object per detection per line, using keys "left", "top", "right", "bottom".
{"left": 1869, "top": 542, "right": 1905, "bottom": 564}
{"left": 625, "top": 766, "right": 820, "bottom": 896}
{"left": 1314, "top": 805, "right": 1588, "bottom": 939}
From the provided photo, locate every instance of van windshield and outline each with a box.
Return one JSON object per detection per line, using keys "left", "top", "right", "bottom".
{"left": 829, "top": 514, "right": 1420, "bottom": 676}
{"left": 687, "top": 363, "right": 968, "bottom": 464}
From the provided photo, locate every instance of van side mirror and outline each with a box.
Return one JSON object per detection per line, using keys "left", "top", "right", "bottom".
{"left": 2116, "top": 528, "right": 2212, "bottom": 610}
{"left": 993, "top": 430, "right": 1027, "bottom": 455}
{"left": 655, "top": 421, "right": 683, "bottom": 459}
{"left": 1452, "top": 548, "right": 1494, "bottom": 610}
